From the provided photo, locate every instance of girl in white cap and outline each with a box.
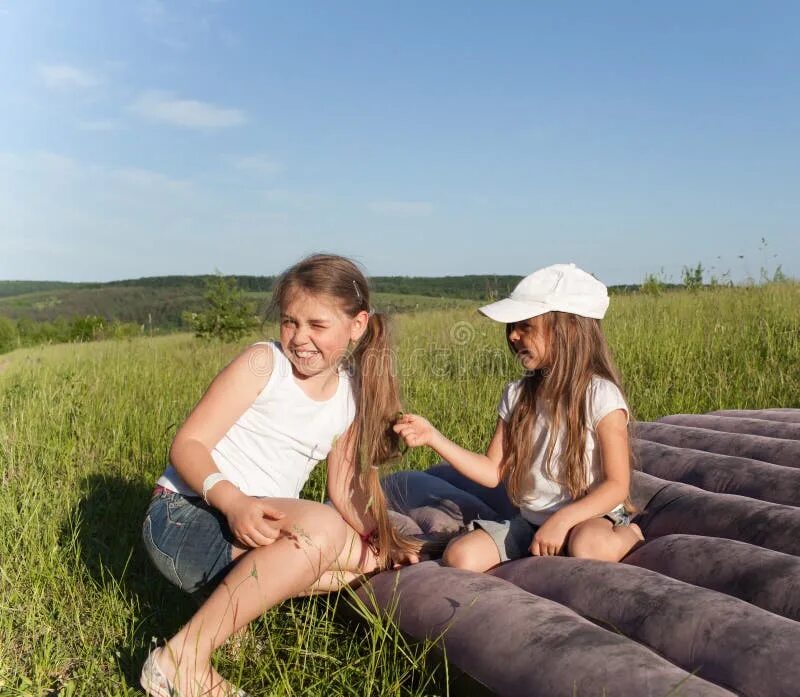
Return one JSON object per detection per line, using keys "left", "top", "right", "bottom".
{"left": 394, "top": 263, "right": 644, "bottom": 571}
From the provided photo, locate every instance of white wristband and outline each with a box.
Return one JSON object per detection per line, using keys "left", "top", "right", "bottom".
{"left": 202, "top": 472, "right": 229, "bottom": 504}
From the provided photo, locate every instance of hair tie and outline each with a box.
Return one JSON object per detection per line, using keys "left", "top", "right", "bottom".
{"left": 368, "top": 306, "right": 376, "bottom": 317}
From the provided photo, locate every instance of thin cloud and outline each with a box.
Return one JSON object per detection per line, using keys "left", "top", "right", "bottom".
{"left": 78, "top": 120, "right": 122, "bottom": 132}
{"left": 38, "top": 64, "right": 100, "bottom": 90}
{"left": 111, "top": 167, "right": 192, "bottom": 193}
{"left": 0, "top": 151, "right": 189, "bottom": 194}
{"left": 368, "top": 200, "right": 434, "bottom": 217}
{"left": 261, "top": 189, "right": 327, "bottom": 209}
{"left": 231, "top": 155, "right": 283, "bottom": 176}
{"left": 31, "top": 151, "right": 81, "bottom": 174}
{"left": 130, "top": 90, "right": 246, "bottom": 129}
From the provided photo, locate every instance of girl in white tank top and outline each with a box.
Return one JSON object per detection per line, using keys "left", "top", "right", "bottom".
{"left": 157, "top": 341, "right": 356, "bottom": 499}
{"left": 140, "top": 255, "right": 420, "bottom": 697}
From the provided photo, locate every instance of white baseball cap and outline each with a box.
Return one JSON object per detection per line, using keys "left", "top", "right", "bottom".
{"left": 479, "top": 263, "right": 609, "bottom": 323}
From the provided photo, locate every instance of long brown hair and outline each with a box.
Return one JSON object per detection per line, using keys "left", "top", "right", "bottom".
{"left": 501, "top": 311, "right": 635, "bottom": 511}
{"left": 270, "top": 253, "right": 419, "bottom": 568}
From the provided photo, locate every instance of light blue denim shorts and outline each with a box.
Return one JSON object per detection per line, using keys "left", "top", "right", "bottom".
{"left": 471, "top": 504, "right": 635, "bottom": 562}
{"left": 142, "top": 488, "right": 236, "bottom": 596}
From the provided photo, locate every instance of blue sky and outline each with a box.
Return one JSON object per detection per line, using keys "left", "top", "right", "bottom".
{"left": 1, "top": 1, "right": 798, "bottom": 284}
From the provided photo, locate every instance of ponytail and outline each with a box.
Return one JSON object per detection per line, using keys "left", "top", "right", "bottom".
{"left": 349, "top": 312, "right": 421, "bottom": 568}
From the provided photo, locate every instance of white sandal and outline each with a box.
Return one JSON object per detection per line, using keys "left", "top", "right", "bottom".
{"left": 140, "top": 647, "right": 182, "bottom": 697}
{"left": 140, "top": 646, "right": 252, "bottom": 697}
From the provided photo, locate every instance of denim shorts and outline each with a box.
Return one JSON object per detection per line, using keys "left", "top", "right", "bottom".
{"left": 471, "top": 504, "right": 635, "bottom": 563}
{"left": 142, "top": 489, "right": 237, "bottom": 596}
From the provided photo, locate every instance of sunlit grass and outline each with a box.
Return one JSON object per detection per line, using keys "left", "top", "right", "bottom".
{"left": 0, "top": 283, "right": 798, "bottom": 694}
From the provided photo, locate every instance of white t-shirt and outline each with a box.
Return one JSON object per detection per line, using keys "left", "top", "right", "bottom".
{"left": 498, "top": 376, "right": 629, "bottom": 525}
{"left": 157, "top": 341, "right": 356, "bottom": 498}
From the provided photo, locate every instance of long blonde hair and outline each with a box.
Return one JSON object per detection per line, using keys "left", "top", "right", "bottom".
{"left": 501, "top": 311, "right": 635, "bottom": 511}
{"left": 270, "top": 253, "right": 419, "bottom": 568}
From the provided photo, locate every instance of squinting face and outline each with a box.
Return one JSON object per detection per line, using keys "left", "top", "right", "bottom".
{"left": 280, "top": 290, "right": 367, "bottom": 378}
{"left": 507, "top": 315, "right": 551, "bottom": 371}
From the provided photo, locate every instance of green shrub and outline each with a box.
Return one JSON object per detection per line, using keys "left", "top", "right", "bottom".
{"left": 681, "top": 262, "right": 704, "bottom": 292}
{"left": 70, "top": 315, "right": 105, "bottom": 342}
{"left": 189, "top": 275, "right": 258, "bottom": 342}
{"left": 0, "top": 317, "right": 17, "bottom": 354}
{"left": 641, "top": 272, "right": 665, "bottom": 297}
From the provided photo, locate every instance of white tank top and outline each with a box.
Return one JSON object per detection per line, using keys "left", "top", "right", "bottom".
{"left": 157, "top": 341, "right": 357, "bottom": 498}
{"left": 497, "top": 375, "right": 629, "bottom": 525}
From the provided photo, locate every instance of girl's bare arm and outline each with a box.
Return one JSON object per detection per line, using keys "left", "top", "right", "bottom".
{"left": 546, "top": 408, "right": 631, "bottom": 530}
{"left": 393, "top": 414, "right": 505, "bottom": 488}
{"left": 325, "top": 426, "right": 378, "bottom": 537}
{"left": 169, "top": 344, "right": 286, "bottom": 547}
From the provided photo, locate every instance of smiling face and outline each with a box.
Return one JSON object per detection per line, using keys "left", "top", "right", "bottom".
{"left": 280, "top": 289, "right": 368, "bottom": 379}
{"left": 507, "top": 314, "right": 552, "bottom": 371}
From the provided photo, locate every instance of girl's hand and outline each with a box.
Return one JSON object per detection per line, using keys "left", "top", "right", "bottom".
{"left": 392, "top": 414, "right": 439, "bottom": 449}
{"left": 223, "top": 493, "right": 286, "bottom": 548}
{"left": 530, "top": 516, "right": 572, "bottom": 557}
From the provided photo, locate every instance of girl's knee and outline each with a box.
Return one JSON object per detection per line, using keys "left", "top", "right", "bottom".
{"left": 288, "top": 504, "right": 348, "bottom": 561}
{"left": 442, "top": 534, "right": 494, "bottom": 572}
{"left": 568, "top": 520, "right": 637, "bottom": 562}
{"left": 441, "top": 538, "right": 467, "bottom": 568}
{"left": 567, "top": 521, "right": 610, "bottom": 560}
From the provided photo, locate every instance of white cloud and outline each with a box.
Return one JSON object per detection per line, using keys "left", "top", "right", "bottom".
{"left": 263, "top": 188, "right": 291, "bottom": 202}
{"left": 78, "top": 119, "right": 122, "bottom": 132}
{"left": 0, "top": 151, "right": 191, "bottom": 196}
{"left": 262, "top": 189, "right": 326, "bottom": 208}
{"left": 230, "top": 155, "right": 283, "bottom": 176}
{"left": 111, "top": 167, "right": 192, "bottom": 194}
{"left": 130, "top": 90, "right": 246, "bottom": 129}
{"left": 30, "top": 151, "right": 81, "bottom": 174}
{"left": 38, "top": 64, "right": 100, "bottom": 91}
{"left": 368, "top": 200, "right": 434, "bottom": 217}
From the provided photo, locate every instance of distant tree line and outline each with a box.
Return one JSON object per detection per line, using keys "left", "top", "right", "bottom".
{"left": 0, "top": 280, "right": 96, "bottom": 298}
{"left": 2, "top": 274, "right": 654, "bottom": 307}
{"left": 2, "top": 267, "right": 792, "bottom": 354}
{"left": 100, "top": 274, "right": 527, "bottom": 298}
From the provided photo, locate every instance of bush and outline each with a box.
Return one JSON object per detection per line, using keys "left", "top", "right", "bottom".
{"left": 682, "top": 262, "right": 704, "bottom": 292}
{"left": 641, "top": 272, "right": 666, "bottom": 297}
{"left": 71, "top": 315, "right": 105, "bottom": 342}
{"left": 0, "top": 317, "right": 17, "bottom": 354}
{"left": 189, "top": 275, "right": 258, "bottom": 342}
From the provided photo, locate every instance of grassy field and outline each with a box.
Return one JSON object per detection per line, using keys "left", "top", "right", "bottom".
{"left": 1, "top": 283, "right": 798, "bottom": 695}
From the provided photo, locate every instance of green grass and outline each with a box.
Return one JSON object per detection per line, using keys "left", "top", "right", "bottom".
{"left": 0, "top": 282, "right": 798, "bottom": 695}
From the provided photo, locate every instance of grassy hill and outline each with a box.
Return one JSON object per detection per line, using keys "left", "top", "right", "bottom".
{"left": 0, "top": 284, "right": 208, "bottom": 328}
{"left": 0, "top": 280, "right": 95, "bottom": 298}
{"left": 0, "top": 284, "right": 476, "bottom": 329}
{"left": 0, "top": 275, "right": 518, "bottom": 329}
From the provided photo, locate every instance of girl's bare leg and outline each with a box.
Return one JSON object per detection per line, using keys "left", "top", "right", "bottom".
{"left": 567, "top": 518, "right": 644, "bottom": 561}
{"left": 442, "top": 529, "right": 501, "bottom": 572}
{"left": 156, "top": 498, "right": 348, "bottom": 697}
{"left": 304, "top": 523, "right": 381, "bottom": 594}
